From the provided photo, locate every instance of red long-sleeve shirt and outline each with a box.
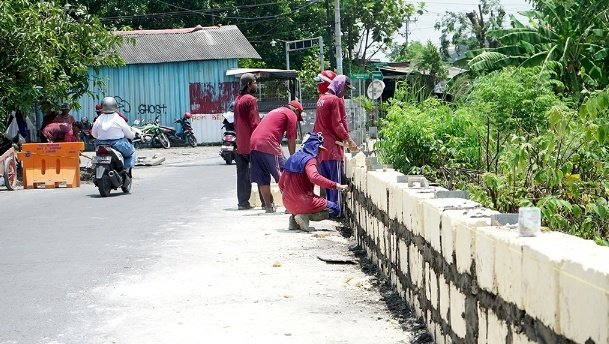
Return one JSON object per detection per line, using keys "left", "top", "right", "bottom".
{"left": 234, "top": 94, "right": 259, "bottom": 155}
{"left": 313, "top": 94, "right": 350, "bottom": 162}
{"left": 279, "top": 159, "right": 338, "bottom": 215}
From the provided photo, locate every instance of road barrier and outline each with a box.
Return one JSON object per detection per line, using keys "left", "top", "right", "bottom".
{"left": 18, "top": 142, "right": 85, "bottom": 189}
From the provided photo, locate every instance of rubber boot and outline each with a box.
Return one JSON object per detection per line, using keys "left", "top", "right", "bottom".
{"left": 294, "top": 214, "right": 310, "bottom": 231}
{"left": 308, "top": 210, "right": 329, "bottom": 222}
{"left": 288, "top": 215, "right": 299, "bottom": 230}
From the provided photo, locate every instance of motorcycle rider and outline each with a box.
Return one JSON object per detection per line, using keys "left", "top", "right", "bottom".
{"left": 91, "top": 96, "right": 136, "bottom": 174}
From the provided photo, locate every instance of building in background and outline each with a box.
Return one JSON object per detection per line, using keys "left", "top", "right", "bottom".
{"left": 74, "top": 25, "right": 260, "bottom": 144}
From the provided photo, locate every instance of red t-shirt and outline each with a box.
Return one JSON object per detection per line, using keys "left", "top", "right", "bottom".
{"left": 279, "top": 159, "right": 337, "bottom": 215}
{"left": 234, "top": 93, "right": 260, "bottom": 155}
{"left": 313, "top": 94, "right": 350, "bottom": 162}
{"left": 250, "top": 107, "right": 298, "bottom": 156}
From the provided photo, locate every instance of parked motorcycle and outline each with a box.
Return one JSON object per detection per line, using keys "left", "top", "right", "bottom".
{"left": 76, "top": 118, "right": 95, "bottom": 151}
{"left": 92, "top": 145, "right": 132, "bottom": 197}
{"left": 132, "top": 116, "right": 170, "bottom": 149}
{"left": 219, "top": 111, "right": 236, "bottom": 165}
{"left": 159, "top": 113, "right": 197, "bottom": 147}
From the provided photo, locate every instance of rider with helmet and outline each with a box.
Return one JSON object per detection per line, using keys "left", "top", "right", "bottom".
{"left": 91, "top": 96, "right": 136, "bottom": 172}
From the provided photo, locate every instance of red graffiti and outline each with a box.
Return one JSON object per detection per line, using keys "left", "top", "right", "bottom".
{"left": 189, "top": 81, "right": 239, "bottom": 114}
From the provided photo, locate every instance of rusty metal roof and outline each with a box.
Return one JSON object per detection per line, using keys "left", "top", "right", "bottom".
{"left": 114, "top": 25, "right": 261, "bottom": 64}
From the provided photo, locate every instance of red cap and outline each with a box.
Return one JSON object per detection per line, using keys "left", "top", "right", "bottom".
{"left": 316, "top": 70, "right": 337, "bottom": 94}
{"left": 288, "top": 100, "right": 304, "bottom": 121}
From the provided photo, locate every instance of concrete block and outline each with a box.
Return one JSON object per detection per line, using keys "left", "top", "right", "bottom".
{"left": 409, "top": 244, "right": 423, "bottom": 288}
{"left": 270, "top": 183, "right": 283, "bottom": 207}
{"left": 558, "top": 240, "right": 609, "bottom": 344}
{"left": 429, "top": 266, "right": 439, "bottom": 312}
{"left": 491, "top": 227, "right": 524, "bottom": 308}
{"left": 439, "top": 276, "right": 450, "bottom": 321}
{"left": 478, "top": 303, "right": 488, "bottom": 344}
{"left": 450, "top": 283, "right": 467, "bottom": 339}
{"left": 490, "top": 213, "right": 519, "bottom": 226}
{"left": 398, "top": 240, "right": 408, "bottom": 274}
{"left": 435, "top": 190, "right": 470, "bottom": 199}
{"left": 388, "top": 182, "right": 404, "bottom": 220}
{"left": 424, "top": 262, "right": 431, "bottom": 302}
{"left": 422, "top": 198, "right": 479, "bottom": 254}
{"left": 486, "top": 310, "right": 508, "bottom": 344}
{"left": 454, "top": 209, "right": 496, "bottom": 274}
{"left": 378, "top": 223, "right": 386, "bottom": 257}
{"left": 474, "top": 226, "right": 498, "bottom": 293}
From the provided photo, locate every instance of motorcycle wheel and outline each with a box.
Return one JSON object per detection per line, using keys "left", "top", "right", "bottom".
{"left": 98, "top": 175, "right": 112, "bottom": 197}
{"left": 224, "top": 157, "right": 232, "bottom": 165}
{"left": 121, "top": 174, "right": 132, "bottom": 193}
{"left": 187, "top": 133, "right": 197, "bottom": 147}
{"left": 152, "top": 133, "right": 171, "bottom": 149}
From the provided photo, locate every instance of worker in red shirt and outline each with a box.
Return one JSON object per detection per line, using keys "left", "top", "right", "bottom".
{"left": 234, "top": 73, "right": 260, "bottom": 210}
{"left": 279, "top": 132, "right": 349, "bottom": 231}
{"left": 250, "top": 100, "right": 303, "bottom": 213}
{"left": 313, "top": 75, "right": 358, "bottom": 217}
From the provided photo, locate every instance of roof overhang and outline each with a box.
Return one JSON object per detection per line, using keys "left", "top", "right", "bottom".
{"left": 226, "top": 68, "right": 298, "bottom": 80}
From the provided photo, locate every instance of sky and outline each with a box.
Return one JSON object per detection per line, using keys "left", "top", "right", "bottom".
{"left": 375, "top": 0, "right": 533, "bottom": 61}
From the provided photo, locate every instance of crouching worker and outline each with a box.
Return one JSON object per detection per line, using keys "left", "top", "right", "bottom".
{"left": 279, "top": 132, "right": 349, "bottom": 231}
{"left": 91, "top": 96, "right": 136, "bottom": 174}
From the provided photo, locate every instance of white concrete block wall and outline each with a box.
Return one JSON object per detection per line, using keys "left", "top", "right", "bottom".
{"left": 345, "top": 155, "right": 609, "bottom": 344}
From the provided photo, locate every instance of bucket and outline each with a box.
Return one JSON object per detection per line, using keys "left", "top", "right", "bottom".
{"left": 518, "top": 207, "right": 541, "bottom": 237}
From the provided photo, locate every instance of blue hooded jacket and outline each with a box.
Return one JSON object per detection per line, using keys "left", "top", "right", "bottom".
{"left": 283, "top": 132, "right": 324, "bottom": 174}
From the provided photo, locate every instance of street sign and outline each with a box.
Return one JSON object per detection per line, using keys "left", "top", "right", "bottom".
{"left": 371, "top": 71, "right": 383, "bottom": 80}
{"left": 350, "top": 73, "right": 370, "bottom": 80}
{"left": 367, "top": 80, "right": 385, "bottom": 100}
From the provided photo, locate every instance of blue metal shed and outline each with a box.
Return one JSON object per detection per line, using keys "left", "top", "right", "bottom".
{"left": 74, "top": 25, "right": 260, "bottom": 143}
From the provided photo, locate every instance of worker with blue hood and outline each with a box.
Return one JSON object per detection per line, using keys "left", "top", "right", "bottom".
{"left": 279, "top": 132, "right": 349, "bottom": 231}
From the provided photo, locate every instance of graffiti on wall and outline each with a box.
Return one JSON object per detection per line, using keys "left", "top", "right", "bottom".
{"left": 138, "top": 103, "right": 168, "bottom": 115}
{"left": 189, "top": 81, "right": 239, "bottom": 114}
{"left": 114, "top": 96, "right": 131, "bottom": 114}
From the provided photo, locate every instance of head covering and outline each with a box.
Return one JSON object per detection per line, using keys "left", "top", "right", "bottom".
{"left": 60, "top": 103, "right": 70, "bottom": 111}
{"left": 95, "top": 104, "right": 103, "bottom": 114}
{"left": 287, "top": 100, "right": 303, "bottom": 121}
{"left": 283, "top": 132, "right": 325, "bottom": 174}
{"left": 240, "top": 73, "right": 256, "bottom": 89}
{"left": 328, "top": 75, "right": 353, "bottom": 97}
{"left": 315, "top": 70, "right": 337, "bottom": 94}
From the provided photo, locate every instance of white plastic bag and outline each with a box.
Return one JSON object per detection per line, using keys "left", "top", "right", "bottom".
{"left": 4, "top": 115, "right": 18, "bottom": 140}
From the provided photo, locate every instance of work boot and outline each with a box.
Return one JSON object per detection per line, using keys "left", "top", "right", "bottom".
{"left": 288, "top": 215, "right": 299, "bottom": 230}
{"left": 294, "top": 214, "right": 310, "bottom": 231}
{"left": 308, "top": 210, "right": 329, "bottom": 222}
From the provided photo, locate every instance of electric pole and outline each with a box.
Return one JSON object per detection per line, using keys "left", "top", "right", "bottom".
{"left": 334, "top": 0, "right": 343, "bottom": 74}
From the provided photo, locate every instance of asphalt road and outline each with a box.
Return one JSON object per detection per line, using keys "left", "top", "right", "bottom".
{"left": 0, "top": 150, "right": 427, "bottom": 344}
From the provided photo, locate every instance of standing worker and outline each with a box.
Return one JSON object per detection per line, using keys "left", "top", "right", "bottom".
{"left": 233, "top": 73, "right": 260, "bottom": 210}
{"left": 313, "top": 75, "right": 358, "bottom": 217}
{"left": 250, "top": 100, "right": 304, "bottom": 213}
{"left": 279, "top": 132, "right": 349, "bottom": 230}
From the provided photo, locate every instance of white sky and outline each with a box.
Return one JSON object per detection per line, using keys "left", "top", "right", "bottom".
{"left": 375, "top": 0, "right": 533, "bottom": 61}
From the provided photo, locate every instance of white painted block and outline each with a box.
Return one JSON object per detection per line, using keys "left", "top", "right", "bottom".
{"left": 270, "top": 183, "right": 283, "bottom": 207}
{"left": 512, "top": 331, "right": 535, "bottom": 344}
{"left": 402, "top": 188, "right": 434, "bottom": 236}
{"left": 429, "top": 267, "right": 439, "bottom": 312}
{"left": 478, "top": 304, "right": 488, "bottom": 344}
{"left": 424, "top": 262, "right": 431, "bottom": 302}
{"left": 450, "top": 283, "right": 467, "bottom": 339}
{"left": 409, "top": 244, "right": 423, "bottom": 288}
{"left": 454, "top": 208, "right": 496, "bottom": 274}
{"left": 422, "top": 198, "right": 478, "bottom": 254}
{"left": 474, "top": 226, "right": 498, "bottom": 293}
{"left": 558, "top": 238, "right": 609, "bottom": 344}
{"left": 388, "top": 182, "right": 405, "bottom": 221}
{"left": 399, "top": 240, "right": 408, "bottom": 274}
{"left": 486, "top": 311, "right": 508, "bottom": 343}
{"left": 491, "top": 227, "right": 524, "bottom": 308}
{"left": 439, "top": 276, "right": 450, "bottom": 321}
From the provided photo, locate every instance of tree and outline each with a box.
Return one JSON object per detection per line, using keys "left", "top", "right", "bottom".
{"left": 0, "top": 0, "right": 123, "bottom": 124}
{"left": 435, "top": 0, "right": 505, "bottom": 59}
{"left": 342, "top": 0, "right": 425, "bottom": 66}
{"left": 467, "top": 0, "right": 609, "bottom": 101}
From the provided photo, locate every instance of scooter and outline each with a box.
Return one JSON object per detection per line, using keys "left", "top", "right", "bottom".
{"left": 219, "top": 112, "right": 236, "bottom": 165}
{"left": 160, "top": 113, "right": 197, "bottom": 147}
{"left": 92, "top": 145, "right": 132, "bottom": 197}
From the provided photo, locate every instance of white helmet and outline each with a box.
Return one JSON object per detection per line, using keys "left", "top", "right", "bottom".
{"left": 101, "top": 97, "right": 118, "bottom": 114}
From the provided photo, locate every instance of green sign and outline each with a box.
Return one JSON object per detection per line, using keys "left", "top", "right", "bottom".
{"left": 371, "top": 71, "right": 384, "bottom": 80}
{"left": 350, "top": 73, "right": 370, "bottom": 80}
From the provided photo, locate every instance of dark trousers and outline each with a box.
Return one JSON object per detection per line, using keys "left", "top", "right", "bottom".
{"left": 235, "top": 153, "right": 252, "bottom": 207}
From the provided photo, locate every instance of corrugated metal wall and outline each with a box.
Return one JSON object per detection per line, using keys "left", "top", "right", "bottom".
{"left": 74, "top": 59, "right": 239, "bottom": 143}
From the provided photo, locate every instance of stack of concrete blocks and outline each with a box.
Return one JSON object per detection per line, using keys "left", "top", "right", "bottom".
{"left": 344, "top": 153, "right": 609, "bottom": 344}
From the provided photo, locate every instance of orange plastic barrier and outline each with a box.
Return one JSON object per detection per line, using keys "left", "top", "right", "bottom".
{"left": 17, "top": 142, "right": 85, "bottom": 189}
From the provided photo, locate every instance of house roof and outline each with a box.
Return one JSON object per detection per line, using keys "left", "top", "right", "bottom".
{"left": 378, "top": 65, "right": 467, "bottom": 79}
{"left": 114, "top": 25, "right": 261, "bottom": 64}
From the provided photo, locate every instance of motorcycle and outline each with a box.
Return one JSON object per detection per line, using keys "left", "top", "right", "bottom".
{"left": 76, "top": 118, "right": 95, "bottom": 151}
{"left": 219, "top": 112, "right": 236, "bottom": 165}
{"left": 159, "top": 113, "right": 197, "bottom": 147}
{"left": 131, "top": 116, "right": 170, "bottom": 149}
{"left": 92, "top": 145, "right": 132, "bottom": 197}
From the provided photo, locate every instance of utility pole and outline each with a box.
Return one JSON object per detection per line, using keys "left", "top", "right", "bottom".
{"left": 325, "top": 0, "right": 335, "bottom": 70}
{"left": 334, "top": 0, "right": 343, "bottom": 74}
